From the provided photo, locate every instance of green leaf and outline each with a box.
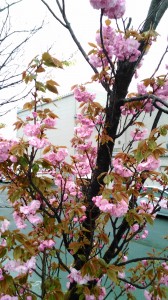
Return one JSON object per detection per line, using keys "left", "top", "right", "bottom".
{"left": 32, "top": 163, "right": 40, "bottom": 174}
{"left": 36, "top": 81, "right": 46, "bottom": 92}
{"left": 107, "top": 269, "right": 118, "bottom": 283}
{"left": 19, "top": 156, "right": 28, "bottom": 167}
{"left": 160, "top": 126, "right": 167, "bottom": 136}
{"left": 13, "top": 246, "right": 23, "bottom": 260}
{"left": 0, "top": 246, "right": 7, "bottom": 258}
{"left": 46, "top": 83, "right": 58, "bottom": 94}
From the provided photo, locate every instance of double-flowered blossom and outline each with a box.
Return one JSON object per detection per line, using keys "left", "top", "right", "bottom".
{"left": 23, "top": 123, "right": 41, "bottom": 137}
{"left": 38, "top": 239, "right": 55, "bottom": 251}
{"left": 104, "top": 0, "right": 126, "bottom": 19}
{"left": 0, "top": 295, "right": 18, "bottom": 300}
{"left": 90, "top": 0, "right": 125, "bottom": 19}
{"left": 74, "top": 87, "right": 96, "bottom": 103}
{"left": 4, "top": 257, "right": 36, "bottom": 275}
{"left": 137, "top": 155, "right": 160, "bottom": 172}
{"left": 13, "top": 200, "right": 42, "bottom": 229}
{"left": 92, "top": 195, "right": 128, "bottom": 217}
{"left": 89, "top": 24, "right": 141, "bottom": 68}
{"left": 43, "top": 117, "right": 57, "bottom": 127}
{"left": 20, "top": 200, "right": 41, "bottom": 215}
{"left": 28, "top": 136, "right": 50, "bottom": 149}
{"left": 144, "top": 290, "right": 161, "bottom": 300}
{"left": 0, "top": 219, "right": 10, "bottom": 233}
{"left": 155, "top": 80, "right": 168, "bottom": 100}
{"left": 0, "top": 138, "right": 18, "bottom": 163}
{"left": 43, "top": 148, "right": 68, "bottom": 164}
{"left": 75, "top": 114, "right": 95, "bottom": 140}
{"left": 90, "top": 0, "right": 117, "bottom": 9}
{"left": 55, "top": 174, "right": 83, "bottom": 198}
{"left": 113, "top": 157, "right": 133, "bottom": 177}
{"left": 67, "top": 267, "right": 91, "bottom": 287}
{"left": 130, "top": 127, "right": 148, "bottom": 141}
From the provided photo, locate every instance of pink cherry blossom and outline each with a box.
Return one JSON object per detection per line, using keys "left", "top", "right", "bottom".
{"left": 67, "top": 267, "right": 90, "bottom": 285}
{"left": 43, "top": 117, "right": 56, "bottom": 127}
{"left": 137, "top": 156, "right": 160, "bottom": 172}
{"left": 23, "top": 123, "right": 41, "bottom": 137}
{"left": 125, "top": 283, "right": 136, "bottom": 291}
{"left": 120, "top": 105, "right": 136, "bottom": 116}
{"left": 131, "top": 128, "right": 148, "bottom": 141}
{"left": 131, "top": 223, "right": 139, "bottom": 233}
{"left": 20, "top": 200, "right": 41, "bottom": 215}
{"left": 27, "top": 214, "right": 42, "bottom": 224}
{"left": 75, "top": 126, "right": 93, "bottom": 139}
{"left": 138, "top": 200, "right": 154, "bottom": 214}
{"left": 160, "top": 274, "right": 168, "bottom": 286}
{"left": 9, "top": 155, "right": 17, "bottom": 163}
{"left": 111, "top": 199, "right": 128, "bottom": 217}
{"left": 104, "top": 0, "right": 126, "bottom": 19}
{"left": 90, "top": 0, "right": 117, "bottom": 10}
{"left": 155, "top": 80, "right": 168, "bottom": 100}
{"left": 144, "top": 99, "right": 155, "bottom": 113}
{"left": 74, "top": 87, "right": 96, "bottom": 103}
{"left": 38, "top": 239, "right": 55, "bottom": 251}
{"left": 85, "top": 295, "right": 96, "bottom": 300}
{"left": 137, "top": 83, "right": 147, "bottom": 95}
{"left": 28, "top": 136, "right": 50, "bottom": 149}
{"left": 0, "top": 296, "right": 18, "bottom": 300}
{"left": 0, "top": 140, "right": 12, "bottom": 162}
{"left": 141, "top": 229, "right": 148, "bottom": 239}
{"left": 96, "top": 26, "right": 116, "bottom": 47}
{"left": 0, "top": 268, "right": 4, "bottom": 281}
{"left": 13, "top": 211, "right": 27, "bottom": 229}
{"left": 113, "top": 157, "right": 133, "bottom": 177}
{"left": 92, "top": 196, "right": 128, "bottom": 217}
{"left": 113, "top": 35, "right": 140, "bottom": 62}
{"left": 43, "top": 148, "right": 68, "bottom": 164}
{"left": 32, "top": 111, "right": 37, "bottom": 118}
{"left": 144, "top": 290, "right": 161, "bottom": 300}
{"left": 0, "top": 219, "right": 10, "bottom": 233}
{"left": 4, "top": 257, "right": 36, "bottom": 275}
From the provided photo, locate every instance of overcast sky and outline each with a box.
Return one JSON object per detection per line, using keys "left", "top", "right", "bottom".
{"left": 0, "top": 0, "right": 167, "bottom": 138}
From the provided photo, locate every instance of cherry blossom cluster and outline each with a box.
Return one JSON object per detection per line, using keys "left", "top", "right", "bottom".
{"left": 0, "top": 295, "right": 19, "bottom": 300}
{"left": 4, "top": 256, "right": 36, "bottom": 275}
{"left": 130, "top": 224, "right": 149, "bottom": 240}
{"left": 113, "top": 157, "right": 133, "bottom": 178}
{"left": 67, "top": 267, "right": 106, "bottom": 300}
{"left": 55, "top": 174, "right": 83, "bottom": 199}
{"left": 13, "top": 200, "right": 42, "bottom": 229}
{"left": 38, "top": 239, "right": 55, "bottom": 251}
{"left": 130, "top": 127, "right": 148, "bottom": 141}
{"left": 74, "top": 87, "right": 96, "bottom": 103}
{"left": 72, "top": 98, "right": 98, "bottom": 177}
{"left": 0, "top": 219, "right": 10, "bottom": 233}
{"left": 0, "top": 138, "right": 18, "bottom": 163}
{"left": 121, "top": 77, "right": 168, "bottom": 117}
{"left": 92, "top": 195, "right": 128, "bottom": 217}
{"left": 137, "top": 155, "right": 160, "bottom": 172}
{"left": 144, "top": 262, "right": 168, "bottom": 299}
{"left": 43, "top": 148, "right": 68, "bottom": 165}
{"left": 112, "top": 154, "right": 160, "bottom": 178}
{"left": 90, "top": 0, "right": 126, "bottom": 19}
{"left": 89, "top": 24, "right": 141, "bottom": 69}
{"left": 23, "top": 116, "right": 57, "bottom": 149}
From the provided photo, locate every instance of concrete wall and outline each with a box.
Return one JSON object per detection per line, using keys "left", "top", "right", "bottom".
{"left": 17, "top": 91, "right": 168, "bottom": 170}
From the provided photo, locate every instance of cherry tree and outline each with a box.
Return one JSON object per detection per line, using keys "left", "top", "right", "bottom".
{"left": 0, "top": 0, "right": 168, "bottom": 299}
